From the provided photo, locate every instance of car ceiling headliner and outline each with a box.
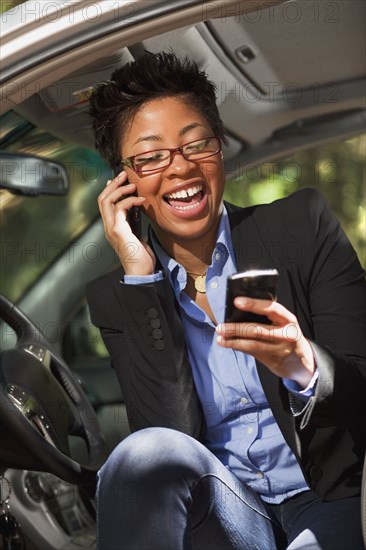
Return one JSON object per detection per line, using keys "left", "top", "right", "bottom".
{"left": 6, "top": 0, "right": 366, "bottom": 163}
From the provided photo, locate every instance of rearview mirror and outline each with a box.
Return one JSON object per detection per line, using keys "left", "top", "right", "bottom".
{"left": 0, "top": 152, "right": 69, "bottom": 196}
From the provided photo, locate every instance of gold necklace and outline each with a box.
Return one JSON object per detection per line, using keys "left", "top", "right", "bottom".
{"left": 186, "top": 270, "right": 207, "bottom": 294}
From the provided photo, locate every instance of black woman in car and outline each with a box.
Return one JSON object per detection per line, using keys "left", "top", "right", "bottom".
{"left": 86, "top": 51, "right": 366, "bottom": 550}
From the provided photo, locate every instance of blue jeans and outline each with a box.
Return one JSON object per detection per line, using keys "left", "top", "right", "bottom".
{"left": 96, "top": 428, "right": 363, "bottom": 550}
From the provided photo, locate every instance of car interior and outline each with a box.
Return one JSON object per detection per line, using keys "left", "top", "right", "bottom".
{"left": 0, "top": 0, "right": 365, "bottom": 548}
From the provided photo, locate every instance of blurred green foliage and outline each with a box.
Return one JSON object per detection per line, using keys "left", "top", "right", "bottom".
{"left": 224, "top": 134, "right": 366, "bottom": 267}
{"left": 0, "top": 113, "right": 111, "bottom": 302}
{"left": 0, "top": 0, "right": 25, "bottom": 15}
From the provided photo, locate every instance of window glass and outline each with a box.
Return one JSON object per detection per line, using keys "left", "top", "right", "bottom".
{"left": 0, "top": 111, "right": 111, "bottom": 302}
{"left": 0, "top": 110, "right": 29, "bottom": 140}
{"left": 63, "top": 299, "right": 109, "bottom": 362}
{"left": 224, "top": 134, "right": 366, "bottom": 268}
{"left": 0, "top": 1, "right": 28, "bottom": 15}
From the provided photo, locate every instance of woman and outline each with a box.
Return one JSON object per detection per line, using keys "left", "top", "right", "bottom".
{"left": 87, "top": 52, "right": 366, "bottom": 549}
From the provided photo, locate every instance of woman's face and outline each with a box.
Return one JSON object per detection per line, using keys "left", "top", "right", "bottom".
{"left": 120, "top": 96, "right": 225, "bottom": 247}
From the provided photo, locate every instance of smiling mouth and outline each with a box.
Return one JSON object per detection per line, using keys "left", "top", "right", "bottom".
{"left": 163, "top": 185, "right": 205, "bottom": 210}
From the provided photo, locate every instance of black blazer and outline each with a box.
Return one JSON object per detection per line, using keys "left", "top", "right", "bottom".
{"left": 86, "top": 188, "right": 366, "bottom": 501}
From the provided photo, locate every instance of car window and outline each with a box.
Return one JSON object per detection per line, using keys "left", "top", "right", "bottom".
{"left": 64, "top": 299, "right": 109, "bottom": 363}
{"left": 0, "top": 110, "right": 111, "bottom": 302}
{"left": 0, "top": 1, "right": 27, "bottom": 14}
{"left": 224, "top": 134, "right": 366, "bottom": 268}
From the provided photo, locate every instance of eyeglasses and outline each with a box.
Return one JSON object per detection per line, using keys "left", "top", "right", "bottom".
{"left": 121, "top": 136, "right": 221, "bottom": 173}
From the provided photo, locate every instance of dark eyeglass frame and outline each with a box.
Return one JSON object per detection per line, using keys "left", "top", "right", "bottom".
{"left": 120, "top": 136, "right": 221, "bottom": 174}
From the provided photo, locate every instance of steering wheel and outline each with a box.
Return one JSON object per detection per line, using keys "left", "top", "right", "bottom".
{"left": 0, "top": 294, "right": 107, "bottom": 485}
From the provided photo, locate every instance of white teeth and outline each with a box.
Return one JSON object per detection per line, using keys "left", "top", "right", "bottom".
{"left": 165, "top": 185, "right": 202, "bottom": 200}
{"left": 173, "top": 201, "right": 201, "bottom": 211}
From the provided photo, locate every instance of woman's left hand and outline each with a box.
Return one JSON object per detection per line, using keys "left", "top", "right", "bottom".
{"left": 216, "top": 297, "right": 315, "bottom": 388}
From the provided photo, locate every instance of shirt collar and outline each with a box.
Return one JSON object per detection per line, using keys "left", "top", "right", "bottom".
{"left": 150, "top": 204, "right": 234, "bottom": 291}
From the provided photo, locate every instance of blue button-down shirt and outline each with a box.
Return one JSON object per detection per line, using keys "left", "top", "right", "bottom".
{"left": 124, "top": 207, "right": 312, "bottom": 503}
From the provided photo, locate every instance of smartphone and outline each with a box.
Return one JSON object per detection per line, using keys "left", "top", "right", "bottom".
{"left": 113, "top": 166, "right": 141, "bottom": 239}
{"left": 127, "top": 196, "right": 142, "bottom": 240}
{"left": 224, "top": 269, "right": 279, "bottom": 324}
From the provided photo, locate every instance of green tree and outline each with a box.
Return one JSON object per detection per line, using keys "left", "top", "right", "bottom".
{"left": 224, "top": 135, "right": 366, "bottom": 267}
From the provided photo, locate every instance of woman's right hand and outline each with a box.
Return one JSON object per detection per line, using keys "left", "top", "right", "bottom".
{"left": 98, "top": 171, "right": 156, "bottom": 276}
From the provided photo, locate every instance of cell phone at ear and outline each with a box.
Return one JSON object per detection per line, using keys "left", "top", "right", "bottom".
{"left": 126, "top": 190, "right": 142, "bottom": 239}
{"left": 113, "top": 168, "right": 141, "bottom": 239}
{"left": 224, "top": 269, "right": 279, "bottom": 324}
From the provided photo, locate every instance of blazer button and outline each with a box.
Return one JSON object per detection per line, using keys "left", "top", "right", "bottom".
{"left": 146, "top": 307, "right": 159, "bottom": 319}
{"left": 150, "top": 318, "right": 161, "bottom": 329}
{"left": 152, "top": 328, "right": 163, "bottom": 340}
{"left": 310, "top": 465, "right": 323, "bottom": 481}
{"left": 154, "top": 340, "right": 165, "bottom": 351}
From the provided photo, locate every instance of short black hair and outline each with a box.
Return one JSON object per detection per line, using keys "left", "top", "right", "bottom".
{"left": 89, "top": 51, "right": 227, "bottom": 172}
